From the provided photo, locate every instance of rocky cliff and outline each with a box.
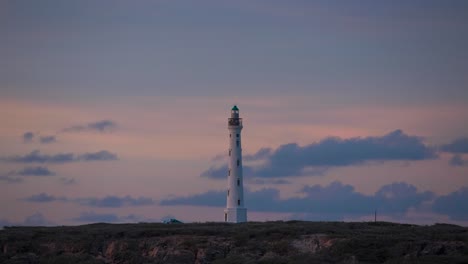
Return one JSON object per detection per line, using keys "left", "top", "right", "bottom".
{"left": 1, "top": 221, "right": 467, "bottom": 263}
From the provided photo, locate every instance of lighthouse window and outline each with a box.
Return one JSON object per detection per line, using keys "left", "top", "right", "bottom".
{"left": 228, "top": 169, "right": 230, "bottom": 176}
{"left": 237, "top": 159, "right": 240, "bottom": 166}
{"left": 230, "top": 133, "right": 231, "bottom": 138}
{"left": 238, "top": 199, "right": 240, "bottom": 206}
{"left": 237, "top": 179, "right": 240, "bottom": 186}
{"left": 227, "top": 189, "right": 230, "bottom": 196}
{"left": 236, "top": 134, "right": 239, "bottom": 138}
{"left": 229, "top": 149, "right": 231, "bottom": 156}
{"left": 236, "top": 140, "right": 239, "bottom": 147}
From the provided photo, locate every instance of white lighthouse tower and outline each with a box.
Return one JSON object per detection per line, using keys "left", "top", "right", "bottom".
{"left": 224, "top": 105, "right": 247, "bottom": 223}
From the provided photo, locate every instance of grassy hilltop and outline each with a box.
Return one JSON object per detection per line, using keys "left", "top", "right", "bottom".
{"left": 1, "top": 221, "right": 468, "bottom": 264}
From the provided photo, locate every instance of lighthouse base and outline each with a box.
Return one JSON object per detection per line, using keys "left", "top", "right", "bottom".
{"left": 224, "top": 207, "right": 247, "bottom": 223}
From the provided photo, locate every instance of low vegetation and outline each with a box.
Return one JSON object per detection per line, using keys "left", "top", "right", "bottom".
{"left": 1, "top": 221, "right": 467, "bottom": 263}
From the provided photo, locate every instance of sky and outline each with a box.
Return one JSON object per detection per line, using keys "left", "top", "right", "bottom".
{"left": 1, "top": 0, "right": 468, "bottom": 226}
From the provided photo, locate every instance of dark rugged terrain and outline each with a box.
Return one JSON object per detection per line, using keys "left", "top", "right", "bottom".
{"left": 1, "top": 221, "right": 468, "bottom": 263}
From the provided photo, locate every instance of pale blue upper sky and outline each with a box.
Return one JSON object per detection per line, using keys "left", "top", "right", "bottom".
{"left": 2, "top": 0, "right": 468, "bottom": 102}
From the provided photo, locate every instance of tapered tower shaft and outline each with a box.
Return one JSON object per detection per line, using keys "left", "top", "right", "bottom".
{"left": 224, "top": 105, "right": 247, "bottom": 223}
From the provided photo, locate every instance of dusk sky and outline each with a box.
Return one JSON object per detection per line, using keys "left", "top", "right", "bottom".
{"left": 1, "top": 0, "right": 468, "bottom": 226}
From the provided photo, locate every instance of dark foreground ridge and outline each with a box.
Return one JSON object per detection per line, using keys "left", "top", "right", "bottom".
{"left": 1, "top": 221, "right": 468, "bottom": 263}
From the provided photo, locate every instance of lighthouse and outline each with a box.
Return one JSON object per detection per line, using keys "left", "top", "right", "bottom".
{"left": 224, "top": 105, "right": 247, "bottom": 223}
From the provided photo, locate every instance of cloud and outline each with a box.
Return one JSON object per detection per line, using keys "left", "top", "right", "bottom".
{"left": 23, "top": 193, "right": 65, "bottom": 202}
{"left": 23, "top": 193, "right": 155, "bottom": 208}
{"left": 16, "top": 166, "right": 55, "bottom": 176}
{"left": 79, "top": 150, "right": 118, "bottom": 161}
{"left": 0, "top": 213, "right": 53, "bottom": 227}
{"left": 161, "top": 181, "right": 433, "bottom": 218}
{"left": 3, "top": 150, "right": 118, "bottom": 163}
{"left": 248, "top": 178, "right": 291, "bottom": 185}
{"left": 77, "top": 195, "right": 156, "bottom": 208}
{"left": 72, "top": 211, "right": 120, "bottom": 223}
{"left": 23, "top": 212, "right": 54, "bottom": 226}
{"left": 441, "top": 137, "right": 468, "bottom": 154}
{"left": 200, "top": 165, "right": 228, "bottom": 179}
{"left": 63, "top": 120, "right": 117, "bottom": 133}
{"left": 0, "top": 219, "right": 15, "bottom": 228}
{"left": 71, "top": 211, "right": 144, "bottom": 223}
{"left": 39, "top": 135, "right": 57, "bottom": 144}
{"left": 0, "top": 175, "right": 23, "bottom": 183}
{"left": 374, "top": 182, "right": 434, "bottom": 214}
{"left": 22, "top": 132, "right": 34, "bottom": 143}
{"left": 22, "top": 132, "right": 57, "bottom": 144}
{"left": 87, "top": 120, "right": 117, "bottom": 131}
{"left": 160, "top": 190, "right": 225, "bottom": 207}
{"left": 449, "top": 154, "right": 468, "bottom": 166}
{"left": 211, "top": 153, "right": 227, "bottom": 162}
{"left": 201, "top": 164, "right": 326, "bottom": 179}
{"left": 0, "top": 166, "right": 55, "bottom": 183}
{"left": 202, "top": 130, "right": 435, "bottom": 179}
{"left": 432, "top": 187, "right": 468, "bottom": 220}
{"left": 59, "top": 177, "right": 76, "bottom": 185}
{"left": 4, "top": 150, "right": 74, "bottom": 163}
{"left": 243, "top": 148, "right": 273, "bottom": 162}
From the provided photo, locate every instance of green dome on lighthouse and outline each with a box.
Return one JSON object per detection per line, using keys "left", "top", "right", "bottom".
{"left": 232, "top": 105, "right": 239, "bottom": 111}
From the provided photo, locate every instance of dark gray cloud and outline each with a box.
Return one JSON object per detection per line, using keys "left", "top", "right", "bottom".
{"left": 16, "top": 166, "right": 55, "bottom": 176}
{"left": 202, "top": 164, "right": 325, "bottom": 179}
{"left": 202, "top": 130, "right": 435, "bottom": 179}
{"left": 0, "top": 219, "right": 15, "bottom": 228}
{"left": 39, "top": 135, "right": 57, "bottom": 144}
{"left": 200, "top": 165, "right": 225, "bottom": 179}
{"left": 160, "top": 190, "right": 225, "bottom": 207}
{"left": 248, "top": 178, "right": 291, "bottom": 185}
{"left": 23, "top": 193, "right": 155, "bottom": 208}
{"left": 63, "top": 120, "right": 117, "bottom": 133}
{"left": 374, "top": 182, "right": 434, "bottom": 214}
{"left": 88, "top": 120, "right": 117, "bottom": 131}
{"left": 77, "top": 195, "right": 155, "bottom": 208}
{"left": 449, "top": 154, "right": 468, "bottom": 166}
{"left": 0, "top": 175, "right": 23, "bottom": 183}
{"left": 441, "top": 137, "right": 468, "bottom": 154}
{"left": 0, "top": 166, "right": 55, "bottom": 183}
{"left": 79, "top": 150, "right": 118, "bottom": 161}
{"left": 72, "top": 211, "right": 143, "bottom": 223}
{"left": 243, "top": 148, "right": 273, "bottom": 162}
{"left": 22, "top": 132, "right": 57, "bottom": 144}
{"left": 72, "top": 211, "right": 120, "bottom": 223}
{"left": 433, "top": 187, "right": 468, "bottom": 220}
{"left": 3, "top": 150, "right": 118, "bottom": 163}
{"left": 161, "top": 181, "right": 433, "bottom": 217}
{"left": 59, "top": 177, "right": 76, "bottom": 185}
{"left": 23, "top": 193, "right": 66, "bottom": 203}
{"left": 4, "top": 150, "right": 74, "bottom": 163}
{"left": 200, "top": 165, "right": 228, "bottom": 179}
{"left": 1, "top": 213, "right": 53, "bottom": 227}
{"left": 23, "top": 212, "right": 54, "bottom": 226}
{"left": 22, "top": 132, "right": 34, "bottom": 143}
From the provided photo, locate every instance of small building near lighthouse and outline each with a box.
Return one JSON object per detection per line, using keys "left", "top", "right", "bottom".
{"left": 224, "top": 105, "right": 247, "bottom": 223}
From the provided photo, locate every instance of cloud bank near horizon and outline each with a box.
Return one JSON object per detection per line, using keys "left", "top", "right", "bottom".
{"left": 161, "top": 181, "right": 468, "bottom": 221}
{"left": 202, "top": 130, "right": 437, "bottom": 179}
{"left": 3, "top": 150, "right": 118, "bottom": 164}
{"left": 62, "top": 120, "right": 118, "bottom": 133}
{"left": 23, "top": 193, "right": 156, "bottom": 208}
